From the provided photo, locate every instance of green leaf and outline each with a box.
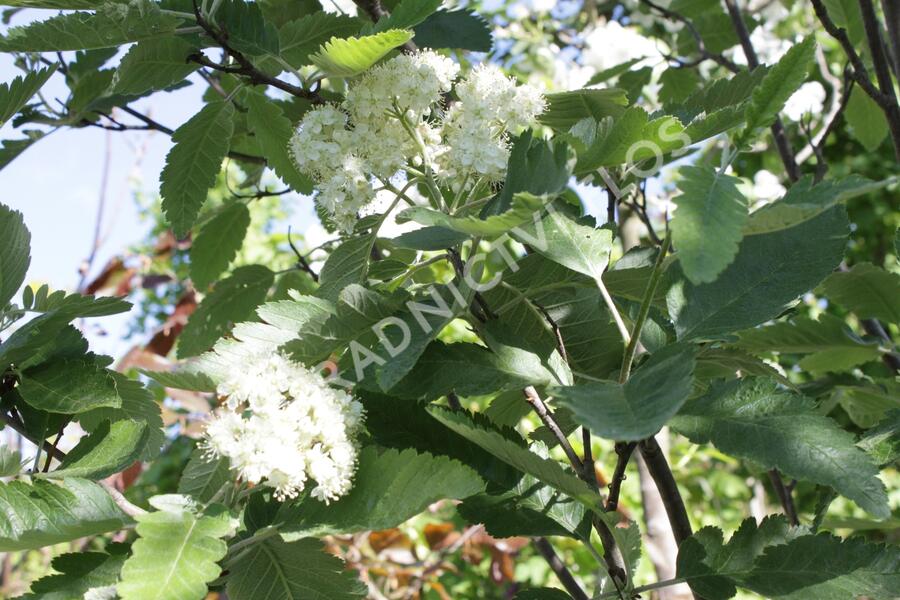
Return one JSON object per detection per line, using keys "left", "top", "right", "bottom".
{"left": 735, "top": 313, "right": 881, "bottom": 375}
{"left": 160, "top": 102, "right": 235, "bottom": 238}
{"left": 17, "top": 358, "right": 121, "bottom": 414}
{"left": 19, "top": 545, "right": 129, "bottom": 600}
{"left": 412, "top": 9, "right": 492, "bottom": 51}
{"left": 677, "top": 516, "right": 801, "bottom": 600}
{"left": 744, "top": 175, "right": 894, "bottom": 235}
{"left": 671, "top": 165, "right": 748, "bottom": 284}
{"left": 113, "top": 37, "right": 199, "bottom": 96}
{"left": 371, "top": 0, "right": 441, "bottom": 32}
{"left": 554, "top": 344, "right": 696, "bottom": 441}
{"left": 178, "top": 448, "right": 231, "bottom": 504}
{"left": 398, "top": 192, "right": 552, "bottom": 239}
{"left": 43, "top": 419, "right": 148, "bottom": 480}
{"left": 317, "top": 232, "right": 376, "bottom": 302}
{"left": 388, "top": 340, "right": 557, "bottom": 400}
{"left": 227, "top": 537, "right": 365, "bottom": 600}
{"left": 671, "top": 378, "right": 889, "bottom": 518}
{"left": 389, "top": 225, "right": 469, "bottom": 250}
{"left": 0, "top": 2, "right": 181, "bottom": 51}
{"left": 278, "top": 12, "right": 362, "bottom": 68}
{"left": 821, "top": 0, "right": 865, "bottom": 44}
{"left": 858, "top": 409, "right": 900, "bottom": 466}
{"left": 310, "top": 29, "right": 413, "bottom": 77}
{"left": 819, "top": 262, "right": 900, "bottom": 323}
{"left": 21, "top": 286, "right": 132, "bottom": 317}
{"left": 118, "top": 496, "right": 236, "bottom": 600}
{"left": 512, "top": 208, "right": 613, "bottom": 282}
{"left": 743, "top": 534, "right": 900, "bottom": 599}
{"left": 78, "top": 372, "right": 165, "bottom": 461}
{"left": 178, "top": 265, "right": 274, "bottom": 358}
{"left": 190, "top": 202, "right": 251, "bottom": 289}
{"left": 844, "top": 85, "right": 888, "bottom": 151}
{"left": 246, "top": 93, "right": 313, "bottom": 194}
{"left": 832, "top": 380, "right": 900, "bottom": 428}
{"left": 0, "top": 478, "right": 128, "bottom": 551}
{"left": 659, "top": 66, "right": 702, "bottom": 105}
{"left": 0, "top": 135, "right": 43, "bottom": 172}
{"left": 572, "top": 107, "right": 688, "bottom": 173}
{"left": 668, "top": 208, "right": 848, "bottom": 341}
{"left": 0, "top": 65, "right": 56, "bottom": 127}
{"left": 538, "top": 88, "right": 627, "bottom": 130}
{"left": 217, "top": 0, "right": 279, "bottom": 56}
{"left": 740, "top": 36, "right": 815, "bottom": 139}
{"left": 0, "top": 201, "right": 30, "bottom": 307}
{"left": 278, "top": 447, "right": 485, "bottom": 539}
{"left": 141, "top": 367, "right": 216, "bottom": 392}
{"left": 497, "top": 132, "right": 571, "bottom": 209}
{"left": 0, "top": 445, "right": 22, "bottom": 477}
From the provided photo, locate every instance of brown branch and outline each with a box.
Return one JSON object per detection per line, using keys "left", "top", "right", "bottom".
{"left": 606, "top": 442, "right": 637, "bottom": 512}
{"left": 639, "top": 0, "right": 740, "bottom": 71}
{"left": 0, "top": 409, "right": 67, "bottom": 462}
{"left": 639, "top": 437, "right": 692, "bottom": 545}
{"left": 768, "top": 469, "right": 799, "bottom": 526}
{"left": 523, "top": 386, "right": 583, "bottom": 471}
{"left": 533, "top": 538, "right": 590, "bottom": 600}
{"left": 812, "top": 0, "right": 900, "bottom": 161}
{"left": 884, "top": 0, "right": 900, "bottom": 77}
{"left": 858, "top": 0, "right": 900, "bottom": 162}
{"left": 190, "top": 0, "right": 323, "bottom": 103}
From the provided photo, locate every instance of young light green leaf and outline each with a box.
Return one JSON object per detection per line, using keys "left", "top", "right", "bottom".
{"left": 190, "top": 202, "right": 251, "bottom": 290}
{"left": 245, "top": 93, "right": 314, "bottom": 193}
{"left": 20, "top": 287, "right": 132, "bottom": 318}
{"left": 0, "top": 201, "right": 30, "bottom": 307}
{"left": 668, "top": 207, "right": 848, "bottom": 341}
{"left": 19, "top": 545, "right": 129, "bottom": 600}
{"left": 17, "top": 358, "right": 121, "bottom": 414}
{"left": 819, "top": 262, "right": 900, "bottom": 323}
{"left": 118, "top": 497, "right": 236, "bottom": 600}
{"left": 160, "top": 102, "right": 235, "bottom": 238}
{"left": 43, "top": 419, "right": 148, "bottom": 480}
{"left": 140, "top": 367, "right": 217, "bottom": 392}
{"left": 113, "top": 37, "right": 199, "bottom": 96}
{"left": 671, "top": 378, "right": 889, "bottom": 518}
{"left": 0, "top": 478, "right": 128, "bottom": 551}
{"left": 0, "top": 65, "right": 56, "bottom": 127}
{"left": 226, "top": 537, "right": 366, "bottom": 600}
{"left": 397, "top": 192, "right": 552, "bottom": 239}
{"left": 310, "top": 29, "right": 413, "bottom": 77}
{"left": 0, "top": 445, "right": 23, "bottom": 477}
{"left": 178, "top": 265, "right": 274, "bottom": 358}
{"left": 177, "top": 448, "right": 230, "bottom": 504}
{"left": 0, "top": 2, "right": 181, "bottom": 51}
{"left": 671, "top": 165, "right": 748, "bottom": 284}
{"left": 278, "top": 446, "right": 485, "bottom": 539}
{"left": 553, "top": 344, "right": 696, "bottom": 441}
{"left": 740, "top": 36, "right": 815, "bottom": 138}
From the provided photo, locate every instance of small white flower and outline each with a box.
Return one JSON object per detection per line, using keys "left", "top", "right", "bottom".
{"left": 205, "top": 350, "right": 364, "bottom": 502}
{"left": 751, "top": 170, "right": 787, "bottom": 200}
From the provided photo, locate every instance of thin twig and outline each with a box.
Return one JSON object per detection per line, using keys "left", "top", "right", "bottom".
{"left": 286, "top": 226, "right": 319, "bottom": 282}
{"left": 606, "top": 442, "right": 637, "bottom": 511}
{"left": 857, "top": 0, "right": 900, "bottom": 162}
{"left": 768, "top": 469, "right": 799, "bottom": 526}
{"left": 0, "top": 408, "right": 67, "bottom": 462}
{"left": 100, "top": 481, "right": 147, "bottom": 517}
{"left": 533, "top": 538, "right": 590, "bottom": 600}
{"left": 523, "top": 386, "right": 583, "bottom": 471}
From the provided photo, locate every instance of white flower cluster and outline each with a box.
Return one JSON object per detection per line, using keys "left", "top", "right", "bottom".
{"left": 204, "top": 351, "right": 364, "bottom": 503}
{"left": 290, "top": 51, "right": 545, "bottom": 231}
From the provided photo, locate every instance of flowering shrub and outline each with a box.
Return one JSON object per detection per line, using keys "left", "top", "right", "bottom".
{"left": 0, "top": 1, "right": 898, "bottom": 599}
